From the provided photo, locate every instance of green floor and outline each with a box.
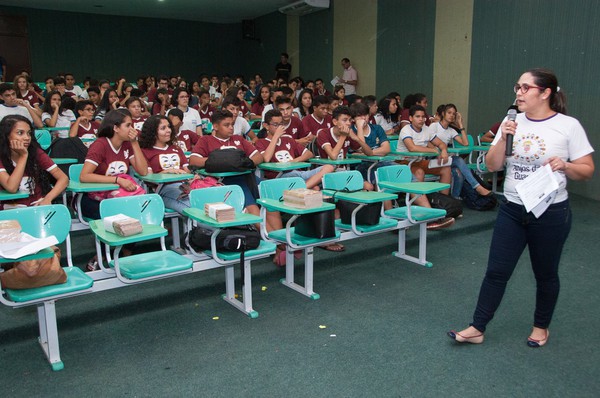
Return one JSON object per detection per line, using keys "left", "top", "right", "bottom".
{"left": 1, "top": 194, "right": 598, "bottom": 397}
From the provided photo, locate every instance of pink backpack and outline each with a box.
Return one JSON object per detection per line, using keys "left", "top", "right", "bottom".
{"left": 88, "top": 174, "right": 146, "bottom": 201}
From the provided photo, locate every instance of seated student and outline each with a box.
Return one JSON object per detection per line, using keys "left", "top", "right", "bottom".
{"left": 87, "top": 86, "right": 101, "bottom": 110}
{"left": 69, "top": 100, "right": 99, "bottom": 146}
{"left": 0, "top": 83, "right": 43, "bottom": 128}
{"left": 244, "top": 79, "right": 258, "bottom": 102}
{"left": 118, "top": 82, "right": 135, "bottom": 107}
{"left": 194, "top": 89, "right": 217, "bottom": 122}
{"left": 362, "top": 95, "right": 378, "bottom": 124}
{"left": 374, "top": 96, "right": 400, "bottom": 135}
{"left": 397, "top": 105, "right": 452, "bottom": 196}
{"left": 251, "top": 85, "right": 271, "bottom": 118}
{"left": 125, "top": 96, "right": 148, "bottom": 134}
{"left": 167, "top": 87, "right": 202, "bottom": 136}
{"left": 64, "top": 73, "right": 84, "bottom": 99}
{"left": 301, "top": 95, "right": 332, "bottom": 140}
{"left": 147, "top": 75, "right": 172, "bottom": 105}
{"left": 189, "top": 80, "right": 201, "bottom": 108}
{"left": 221, "top": 96, "right": 255, "bottom": 142}
{"left": 256, "top": 109, "right": 333, "bottom": 188}
{"left": 151, "top": 88, "right": 170, "bottom": 116}
{"left": 41, "top": 90, "right": 76, "bottom": 137}
{"left": 42, "top": 76, "right": 54, "bottom": 97}
{"left": 430, "top": 103, "right": 491, "bottom": 197}
{"left": 313, "top": 78, "right": 331, "bottom": 97}
{"left": 79, "top": 109, "right": 148, "bottom": 220}
{"left": 481, "top": 122, "right": 500, "bottom": 144}
{"left": 327, "top": 95, "right": 340, "bottom": 116}
{"left": 294, "top": 89, "right": 313, "bottom": 120}
{"left": 167, "top": 107, "right": 198, "bottom": 152}
{"left": 261, "top": 86, "right": 284, "bottom": 122}
{"left": 399, "top": 93, "right": 434, "bottom": 128}
{"left": 93, "top": 88, "right": 119, "bottom": 122}
{"left": 274, "top": 96, "right": 307, "bottom": 145}
{"left": 333, "top": 85, "right": 349, "bottom": 106}
{"left": 199, "top": 74, "right": 217, "bottom": 99}
{"left": 350, "top": 102, "right": 393, "bottom": 182}
{"left": 14, "top": 74, "right": 42, "bottom": 113}
{"left": 189, "top": 109, "right": 264, "bottom": 217}
{"left": 139, "top": 115, "right": 191, "bottom": 215}
{"left": 0, "top": 115, "right": 68, "bottom": 209}
{"left": 53, "top": 77, "right": 67, "bottom": 97}
{"left": 226, "top": 86, "right": 251, "bottom": 119}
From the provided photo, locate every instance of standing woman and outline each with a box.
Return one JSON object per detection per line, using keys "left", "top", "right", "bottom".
{"left": 139, "top": 115, "right": 191, "bottom": 214}
{"left": 79, "top": 110, "right": 148, "bottom": 220}
{"left": 0, "top": 115, "right": 68, "bottom": 209}
{"left": 448, "top": 68, "right": 594, "bottom": 347}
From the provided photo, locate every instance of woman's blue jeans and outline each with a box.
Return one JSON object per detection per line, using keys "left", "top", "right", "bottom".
{"left": 450, "top": 155, "right": 481, "bottom": 198}
{"left": 471, "top": 199, "right": 572, "bottom": 332}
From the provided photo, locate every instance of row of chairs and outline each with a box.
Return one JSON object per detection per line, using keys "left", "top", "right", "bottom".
{"left": 0, "top": 165, "right": 448, "bottom": 371}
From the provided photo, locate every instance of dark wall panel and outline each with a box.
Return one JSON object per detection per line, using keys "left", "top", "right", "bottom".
{"left": 469, "top": 0, "right": 600, "bottom": 199}
{"left": 376, "top": 0, "right": 436, "bottom": 100}
{"left": 299, "top": 7, "right": 333, "bottom": 82}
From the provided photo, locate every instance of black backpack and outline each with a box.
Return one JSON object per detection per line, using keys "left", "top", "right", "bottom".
{"left": 427, "top": 192, "right": 463, "bottom": 219}
{"left": 460, "top": 182, "right": 498, "bottom": 211}
{"left": 47, "top": 137, "right": 88, "bottom": 175}
{"left": 205, "top": 148, "right": 255, "bottom": 173}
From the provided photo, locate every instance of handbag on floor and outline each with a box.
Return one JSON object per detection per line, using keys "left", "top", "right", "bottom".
{"left": 0, "top": 246, "right": 67, "bottom": 290}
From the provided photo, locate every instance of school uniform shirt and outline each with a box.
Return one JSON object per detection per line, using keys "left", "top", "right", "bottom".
{"left": 396, "top": 124, "right": 434, "bottom": 152}
{"left": 18, "top": 90, "right": 40, "bottom": 107}
{"left": 302, "top": 114, "right": 332, "bottom": 138}
{"left": 142, "top": 145, "right": 188, "bottom": 173}
{"left": 240, "top": 101, "right": 250, "bottom": 117}
{"left": 65, "top": 86, "right": 84, "bottom": 99}
{"left": 168, "top": 107, "right": 201, "bottom": 133}
{"left": 255, "top": 136, "right": 308, "bottom": 179}
{"left": 352, "top": 123, "right": 388, "bottom": 150}
{"left": 429, "top": 122, "right": 458, "bottom": 146}
{"left": 196, "top": 105, "right": 216, "bottom": 121}
{"left": 0, "top": 148, "right": 57, "bottom": 207}
{"left": 75, "top": 121, "right": 100, "bottom": 147}
{"left": 176, "top": 129, "right": 199, "bottom": 152}
{"left": 190, "top": 135, "right": 259, "bottom": 161}
{"left": 131, "top": 116, "right": 148, "bottom": 135}
{"left": 233, "top": 117, "right": 251, "bottom": 137}
{"left": 283, "top": 117, "right": 305, "bottom": 140}
{"left": 374, "top": 113, "right": 398, "bottom": 133}
{"left": 251, "top": 102, "right": 266, "bottom": 117}
{"left": 0, "top": 104, "right": 33, "bottom": 123}
{"left": 42, "top": 110, "right": 76, "bottom": 138}
{"left": 316, "top": 127, "right": 361, "bottom": 160}
{"left": 85, "top": 137, "right": 135, "bottom": 176}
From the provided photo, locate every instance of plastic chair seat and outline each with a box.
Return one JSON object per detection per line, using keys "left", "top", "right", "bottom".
{"left": 5, "top": 267, "right": 94, "bottom": 303}
{"left": 109, "top": 250, "right": 192, "bottom": 280}
{"left": 385, "top": 206, "right": 446, "bottom": 221}
{"left": 204, "top": 240, "right": 277, "bottom": 261}
{"left": 334, "top": 217, "right": 398, "bottom": 233}
{"left": 268, "top": 228, "right": 341, "bottom": 246}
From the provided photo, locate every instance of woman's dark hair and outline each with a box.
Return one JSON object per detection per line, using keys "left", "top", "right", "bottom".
{"left": 155, "top": 88, "right": 169, "bottom": 105}
{"left": 97, "top": 109, "right": 131, "bottom": 138}
{"left": 94, "top": 88, "right": 118, "bottom": 118}
{"left": 41, "top": 90, "right": 67, "bottom": 115}
{"left": 0, "top": 115, "right": 52, "bottom": 196}
{"left": 61, "top": 96, "right": 76, "bottom": 111}
{"left": 125, "top": 96, "right": 142, "bottom": 109}
{"left": 252, "top": 85, "right": 271, "bottom": 106}
{"left": 298, "top": 89, "right": 314, "bottom": 117}
{"left": 363, "top": 95, "right": 377, "bottom": 108}
{"left": 377, "top": 97, "right": 399, "bottom": 122}
{"left": 402, "top": 94, "right": 417, "bottom": 110}
{"left": 526, "top": 68, "right": 567, "bottom": 114}
{"left": 171, "top": 87, "right": 189, "bottom": 107}
{"left": 139, "top": 115, "right": 176, "bottom": 149}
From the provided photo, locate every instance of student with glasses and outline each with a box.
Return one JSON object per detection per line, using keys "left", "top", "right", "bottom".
{"left": 449, "top": 68, "right": 595, "bottom": 348}
{"left": 167, "top": 87, "right": 202, "bottom": 136}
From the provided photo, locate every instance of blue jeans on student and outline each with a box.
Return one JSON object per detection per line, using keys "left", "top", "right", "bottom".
{"left": 451, "top": 156, "right": 481, "bottom": 198}
{"left": 471, "top": 199, "right": 572, "bottom": 332}
{"left": 158, "top": 182, "right": 190, "bottom": 215}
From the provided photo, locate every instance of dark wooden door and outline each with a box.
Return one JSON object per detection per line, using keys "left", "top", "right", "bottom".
{"left": 0, "top": 13, "right": 31, "bottom": 81}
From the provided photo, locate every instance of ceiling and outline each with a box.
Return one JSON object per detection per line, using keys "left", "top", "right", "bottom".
{"left": 0, "top": 0, "right": 297, "bottom": 24}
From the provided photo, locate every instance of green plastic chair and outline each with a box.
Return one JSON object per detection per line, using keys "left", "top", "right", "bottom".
{"left": 94, "top": 194, "right": 192, "bottom": 281}
{"left": 35, "top": 129, "right": 52, "bottom": 151}
{"left": 0, "top": 204, "right": 94, "bottom": 371}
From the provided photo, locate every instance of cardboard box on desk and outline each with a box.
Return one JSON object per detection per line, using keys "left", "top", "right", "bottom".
{"left": 283, "top": 188, "right": 323, "bottom": 208}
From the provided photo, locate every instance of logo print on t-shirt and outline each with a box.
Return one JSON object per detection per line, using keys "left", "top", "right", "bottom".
{"left": 123, "top": 149, "right": 130, "bottom": 159}
{"left": 107, "top": 161, "right": 127, "bottom": 176}
{"left": 514, "top": 133, "right": 546, "bottom": 163}
{"left": 275, "top": 150, "right": 293, "bottom": 162}
{"left": 234, "top": 140, "right": 241, "bottom": 146}
{"left": 159, "top": 153, "right": 180, "bottom": 170}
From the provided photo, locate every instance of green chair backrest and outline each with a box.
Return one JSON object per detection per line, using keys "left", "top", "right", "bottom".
{"left": 0, "top": 204, "right": 71, "bottom": 244}
{"left": 389, "top": 139, "right": 398, "bottom": 152}
{"left": 258, "top": 177, "right": 306, "bottom": 201}
{"left": 69, "top": 163, "right": 84, "bottom": 182}
{"left": 35, "top": 129, "right": 52, "bottom": 150}
{"left": 454, "top": 134, "right": 474, "bottom": 148}
{"left": 189, "top": 185, "right": 245, "bottom": 212}
{"left": 99, "top": 194, "right": 165, "bottom": 225}
{"left": 322, "top": 170, "right": 363, "bottom": 191}
{"left": 376, "top": 165, "right": 412, "bottom": 185}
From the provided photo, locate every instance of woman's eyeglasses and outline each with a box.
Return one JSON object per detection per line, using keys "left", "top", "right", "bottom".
{"left": 513, "top": 83, "right": 544, "bottom": 94}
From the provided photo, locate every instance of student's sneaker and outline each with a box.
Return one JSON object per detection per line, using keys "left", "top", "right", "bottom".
{"left": 426, "top": 217, "right": 455, "bottom": 230}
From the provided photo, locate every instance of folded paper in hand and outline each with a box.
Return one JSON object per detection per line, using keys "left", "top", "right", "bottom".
{"left": 0, "top": 232, "right": 59, "bottom": 259}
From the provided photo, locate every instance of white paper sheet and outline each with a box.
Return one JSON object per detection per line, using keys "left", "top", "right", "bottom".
{"left": 331, "top": 76, "right": 341, "bottom": 86}
{"left": 515, "top": 164, "right": 559, "bottom": 217}
{"left": 0, "top": 232, "right": 58, "bottom": 259}
{"left": 428, "top": 157, "right": 453, "bottom": 168}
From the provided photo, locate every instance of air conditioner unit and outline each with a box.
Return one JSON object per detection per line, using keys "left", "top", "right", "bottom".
{"left": 279, "top": 0, "right": 330, "bottom": 16}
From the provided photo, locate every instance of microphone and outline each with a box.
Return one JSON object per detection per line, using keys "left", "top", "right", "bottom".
{"left": 505, "top": 109, "right": 517, "bottom": 157}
